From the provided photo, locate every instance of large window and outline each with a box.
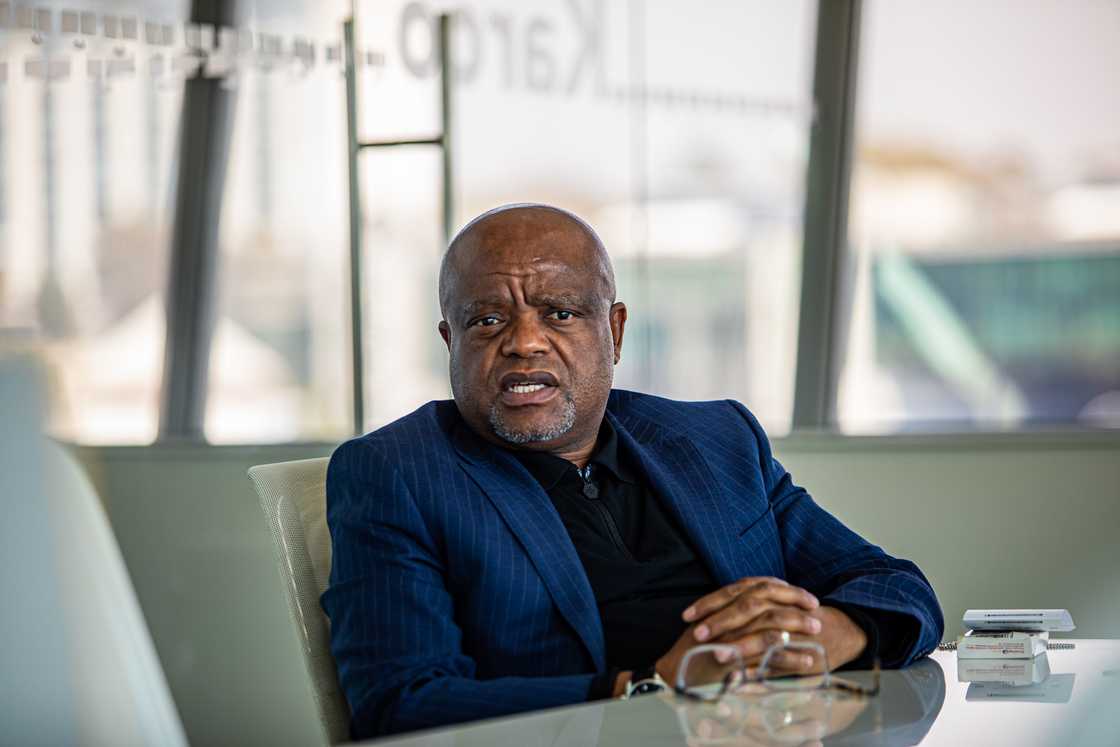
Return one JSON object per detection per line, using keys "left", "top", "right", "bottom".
{"left": 0, "top": 0, "right": 188, "bottom": 443}
{"left": 1, "top": 1, "right": 814, "bottom": 443}
{"left": 352, "top": 0, "right": 816, "bottom": 434}
{"left": 837, "top": 0, "right": 1120, "bottom": 432}
{"left": 6, "top": 1, "right": 1116, "bottom": 443}
{"left": 204, "top": 0, "right": 351, "bottom": 443}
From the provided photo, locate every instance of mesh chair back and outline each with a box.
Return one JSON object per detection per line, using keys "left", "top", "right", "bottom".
{"left": 249, "top": 458, "right": 349, "bottom": 745}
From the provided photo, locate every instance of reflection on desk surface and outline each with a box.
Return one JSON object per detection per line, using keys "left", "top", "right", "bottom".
{"left": 966, "top": 673, "right": 1075, "bottom": 704}
{"left": 957, "top": 653, "right": 1076, "bottom": 704}
{"left": 366, "top": 642, "right": 1120, "bottom": 747}
{"left": 662, "top": 659, "right": 944, "bottom": 747}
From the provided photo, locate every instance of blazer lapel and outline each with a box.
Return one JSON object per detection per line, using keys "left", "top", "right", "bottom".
{"left": 452, "top": 426, "right": 606, "bottom": 671}
{"left": 608, "top": 411, "right": 766, "bottom": 586}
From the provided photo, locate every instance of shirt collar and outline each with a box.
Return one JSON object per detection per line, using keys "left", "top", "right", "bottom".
{"left": 589, "top": 417, "right": 639, "bottom": 485}
{"left": 510, "top": 418, "right": 639, "bottom": 490}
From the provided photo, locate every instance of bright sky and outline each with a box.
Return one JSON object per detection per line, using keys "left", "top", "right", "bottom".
{"left": 859, "top": 0, "right": 1120, "bottom": 186}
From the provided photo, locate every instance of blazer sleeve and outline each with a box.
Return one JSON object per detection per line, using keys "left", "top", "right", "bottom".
{"left": 728, "top": 401, "right": 945, "bottom": 666}
{"left": 321, "top": 439, "right": 595, "bottom": 739}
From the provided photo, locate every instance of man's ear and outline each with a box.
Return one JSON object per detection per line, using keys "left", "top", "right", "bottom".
{"left": 608, "top": 302, "right": 627, "bottom": 364}
{"left": 438, "top": 320, "right": 452, "bottom": 352}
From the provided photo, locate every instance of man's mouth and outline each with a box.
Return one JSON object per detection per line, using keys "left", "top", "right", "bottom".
{"left": 499, "top": 372, "right": 560, "bottom": 406}
{"left": 507, "top": 383, "right": 548, "bottom": 394}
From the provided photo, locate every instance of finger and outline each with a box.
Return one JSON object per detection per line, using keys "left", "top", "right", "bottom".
{"left": 687, "top": 579, "right": 818, "bottom": 632}
{"left": 682, "top": 576, "right": 788, "bottom": 622}
{"left": 697, "top": 602, "right": 822, "bottom": 643}
{"left": 763, "top": 643, "right": 828, "bottom": 675}
{"left": 739, "top": 607, "right": 823, "bottom": 638}
{"left": 694, "top": 596, "right": 780, "bottom": 642}
{"left": 758, "top": 648, "right": 817, "bottom": 674}
{"left": 714, "top": 628, "right": 793, "bottom": 659}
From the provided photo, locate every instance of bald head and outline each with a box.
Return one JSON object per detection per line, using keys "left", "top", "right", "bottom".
{"left": 435, "top": 203, "right": 629, "bottom": 464}
{"left": 439, "top": 203, "right": 616, "bottom": 319}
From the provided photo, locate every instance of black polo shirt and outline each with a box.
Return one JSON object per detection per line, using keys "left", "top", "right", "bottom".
{"left": 510, "top": 419, "right": 908, "bottom": 699}
{"left": 513, "top": 420, "right": 717, "bottom": 694}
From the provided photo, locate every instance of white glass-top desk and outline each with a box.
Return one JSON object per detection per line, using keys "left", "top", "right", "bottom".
{"left": 362, "top": 641, "right": 1120, "bottom": 746}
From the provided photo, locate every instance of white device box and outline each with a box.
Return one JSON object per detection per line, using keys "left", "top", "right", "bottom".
{"left": 957, "top": 630, "right": 1050, "bottom": 659}
{"left": 963, "top": 609, "right": 1075, "bottom": 633}
{"left": 958, "top": 652, "right": 1051, "bottom": 686}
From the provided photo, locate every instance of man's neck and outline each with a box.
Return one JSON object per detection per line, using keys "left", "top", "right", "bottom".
{"left": 552, "top": 443, "right": 596, "bottom": 469}
{"left": 455, "top": 405, "right": 608, "bottom": 468}
{"left": 500, "top": 426, "right": 603, "bottom": 469}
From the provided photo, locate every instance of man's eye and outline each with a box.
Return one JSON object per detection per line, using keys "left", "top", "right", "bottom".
{"left": 472, "top": 316, "right": 501, "bottom": 327}
{"left": 548, "top": 310, "right": 576, "bottom": 321}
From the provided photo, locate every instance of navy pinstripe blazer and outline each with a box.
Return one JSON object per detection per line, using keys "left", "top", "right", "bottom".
{"left": 322, "top": 390, "right": 943, "bottom": 738}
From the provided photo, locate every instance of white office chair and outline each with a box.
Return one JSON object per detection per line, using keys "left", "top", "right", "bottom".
{"left": 249, "top": 457, "right": 350, "bottom": 745}
{"left": 2, "top": 355, "right": 187, "bottom": 746}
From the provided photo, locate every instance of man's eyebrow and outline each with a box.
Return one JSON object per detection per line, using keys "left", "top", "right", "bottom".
{"left": 459, "top": 298, "right": 507, "bottom": 319}
{"left": 530, "top": 293, "right": 597, "bottom": 309}
{"left": 459, "top": 293, "right": 600, "bottom": 318}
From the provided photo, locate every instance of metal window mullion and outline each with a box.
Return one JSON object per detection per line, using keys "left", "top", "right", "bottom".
{"left": 344, "top": 17, "right": 365, "bottom": 436}
{"left": 158, "top": 0, "right": 236, "bottom": 441}
{"left": 792, "top": 0, "right": 862, "bottom": 430}
{"left": 345, "top": 13, "right": 454, "bottom": 436}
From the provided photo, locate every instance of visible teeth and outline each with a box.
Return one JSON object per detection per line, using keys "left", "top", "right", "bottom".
{"left": 509, "top": 383, "right": 546, "bottom": 394}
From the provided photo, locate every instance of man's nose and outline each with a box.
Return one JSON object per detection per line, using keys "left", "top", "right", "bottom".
{"left": 500, "top": 315, "right": 551, "bottom": 358}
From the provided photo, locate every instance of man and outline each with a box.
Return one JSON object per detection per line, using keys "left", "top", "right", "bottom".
{"left": 323, "top": 204, "right": 943, "bottom": 739}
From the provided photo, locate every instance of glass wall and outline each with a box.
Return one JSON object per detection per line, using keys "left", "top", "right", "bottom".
{"left": 837, "top": 0, "right": 1120, "bottom": 432}
{"left": 352, "top": 0, "right": 816, "bottom": 434}
{"left": 2, "top": 1, "right": 814, "bottom": 443}
{"left": 0, "top": 0, "right": 188, "bottom": 443}
{"left": 12, "top": 1, "right": 1112, "bottom": 443}
{"left": 4, "top": 1, "right": 819, "bottom": 443}
{"left": 203, "top": 0, "right": 351, "bottom": 443}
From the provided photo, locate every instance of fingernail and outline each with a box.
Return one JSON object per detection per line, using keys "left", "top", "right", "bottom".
{"left": 714, "top": 649, "right": 731, "bottom": 663}
{"left": 809, "top": 595, "right": 820, "bottom": 608}
{"left": 803, "top": 656, "right": 814, "bottom": 668}
{"left": 683, "top": 606, "right": 696, "bottom": 621}
{"left": 695, "top": 625, "right": 710, "bottom": 641}
{"left": 810, "top": 618, "right": 822, "bottom": 634}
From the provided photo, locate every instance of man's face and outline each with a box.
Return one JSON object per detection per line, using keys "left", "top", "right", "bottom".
{"left": 439, "top": 213, "right": 626, "bottom": 455}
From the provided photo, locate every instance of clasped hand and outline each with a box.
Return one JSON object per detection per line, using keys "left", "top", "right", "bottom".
{"left": 655, "top": 577, "right": 868, "bottom": 684}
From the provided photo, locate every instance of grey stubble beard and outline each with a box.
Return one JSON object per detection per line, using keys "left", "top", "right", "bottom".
{"left": 488, "top": 390, "right": 577, "bottom": 445}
